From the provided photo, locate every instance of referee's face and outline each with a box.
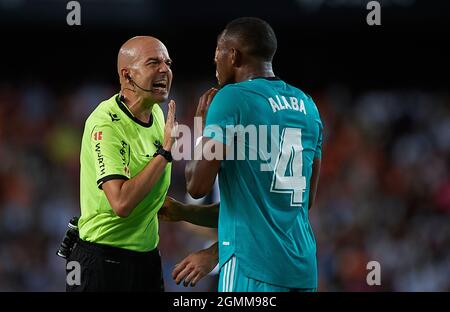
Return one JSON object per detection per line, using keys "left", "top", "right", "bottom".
{"left": 132, "top": 42, "right": 173, "bottom": 103}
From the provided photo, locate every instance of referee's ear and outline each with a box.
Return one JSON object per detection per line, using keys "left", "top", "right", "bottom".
{"left": 119, "top": 68, "right": 130, "bottom": 84}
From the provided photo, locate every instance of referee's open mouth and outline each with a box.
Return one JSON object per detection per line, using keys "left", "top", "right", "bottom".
{"left": 152, "top": 79, "right": 168, "bottom": 94}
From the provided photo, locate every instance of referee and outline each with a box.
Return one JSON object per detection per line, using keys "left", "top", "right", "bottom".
{"left": 67, "top": 36, "right": 176, "bottom": 292}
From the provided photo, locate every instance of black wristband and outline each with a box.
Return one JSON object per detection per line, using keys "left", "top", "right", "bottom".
{"left": 153, "top": 141, "right": 172, "bottom": 162}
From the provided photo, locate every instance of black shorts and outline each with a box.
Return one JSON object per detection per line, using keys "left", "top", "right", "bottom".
{"left": 66, "top": 239, "right": 164, "bottom": 292}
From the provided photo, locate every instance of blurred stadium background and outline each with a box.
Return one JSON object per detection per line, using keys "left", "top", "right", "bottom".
{"left": 0, "top": 0, "right": 449, "bottom": 291}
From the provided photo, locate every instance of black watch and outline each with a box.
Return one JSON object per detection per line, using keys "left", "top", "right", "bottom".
{"left": 153, "top": 142, "right": 173, "bottom": 162}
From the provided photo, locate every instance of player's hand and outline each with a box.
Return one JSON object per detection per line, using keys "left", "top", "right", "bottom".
{"left": 172, "top": 242, "right": 218, "bottom": 287}
{"left": 158, "top": 196, "right": 184, "bottom": 222}
{"left": 163, "top": 100, "right": 177, "bottom": 151}
{"left": 195, "top": 88, "right": 218, "bottom": 128}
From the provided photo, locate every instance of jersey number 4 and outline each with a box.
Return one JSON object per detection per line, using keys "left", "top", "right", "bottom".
{"left": 270, "top": 128, "right": 306, "bottom": 207}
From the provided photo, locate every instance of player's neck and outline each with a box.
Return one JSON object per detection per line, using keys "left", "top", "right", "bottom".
{"left": 235, "top": 62, "right": 275, "bottom": 83}
{"left": 120, "top": 91, "right": 154, "bottom": 122}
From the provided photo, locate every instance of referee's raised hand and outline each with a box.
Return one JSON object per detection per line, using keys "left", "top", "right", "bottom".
{"left": 163, "top": 100, "right": 177, "bottom": 151}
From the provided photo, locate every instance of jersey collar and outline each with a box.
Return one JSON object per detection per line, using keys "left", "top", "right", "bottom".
{"left": 249, "top": 76, "right": 281, "bottom": 81}
{"left": 115, "top": 95, "right": 154, "bottom": 128}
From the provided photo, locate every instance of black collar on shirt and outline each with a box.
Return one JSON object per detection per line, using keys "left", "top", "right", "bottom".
{"left": 115, "top": 95, "right": 153, "bottom": 128}
{"left": 250, "top": 76, "right": 281, "bottom": 81}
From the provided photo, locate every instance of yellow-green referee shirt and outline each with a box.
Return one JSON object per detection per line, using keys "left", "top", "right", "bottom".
{"left": 79, "top": 94, "right": 171, "bottom": 252}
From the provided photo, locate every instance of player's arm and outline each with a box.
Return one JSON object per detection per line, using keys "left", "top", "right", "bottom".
{"left": 102, "top": 101, "right": 176, "bottom": 218}
{"left": 309, "top": 117, "right": 323, "bottom": 211}
{"left": 185, "top": 139, "right": 222, "bottom": 199}
{"left": 308, "top": 157, "right": 321, "bottom": 210}
{"left": 159, "top": 196, "right": 219, "bottom": 228}
{"left": 186, "top": 86, "right": 240, "bottom": 199}
{"left": 185, "top": 88, "right": 222, "bottom": 199}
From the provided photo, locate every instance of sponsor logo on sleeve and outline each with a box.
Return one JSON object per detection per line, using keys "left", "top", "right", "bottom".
{"left": 95, "top": 142, "right": 106, "bottom": 176}
{"left": 120, "top": 140, "right": 130, "bottom": 176}
{"left": 93, "top": 131, "right": 103, "bottom": 141}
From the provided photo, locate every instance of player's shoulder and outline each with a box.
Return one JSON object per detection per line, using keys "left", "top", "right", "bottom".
{"left": 284, "top": 81, "right": 320, "bottom": 113}
{"left": 215, "top": 83, "right": 244, "bottom": 99}
{"left": 231, "top": 78, "right": 268, "bottom": 93}
{"left": 213, "top": 81, "right": 265, "bottom": 107}
{"left": 284, "top": 81, "right": 312, "bottom": 102}
{"left": 85, "top": 94, "right": 120, "bottom": 128}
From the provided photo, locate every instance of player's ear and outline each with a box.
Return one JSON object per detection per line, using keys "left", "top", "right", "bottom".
{"left": 230, "top": 48, "right": 242, "bottom": 67}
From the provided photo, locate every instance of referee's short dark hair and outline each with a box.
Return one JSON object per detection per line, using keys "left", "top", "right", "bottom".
{"left": 222, "top": 17, "right": 277, "bottom": 62}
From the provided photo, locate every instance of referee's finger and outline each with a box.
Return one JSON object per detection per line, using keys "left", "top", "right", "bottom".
{"left": 167, "top": 100, "right": 176, "bottom": 122}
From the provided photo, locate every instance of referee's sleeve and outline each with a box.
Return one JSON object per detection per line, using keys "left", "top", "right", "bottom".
{"left": 90, "top": 123, "right": 130, "bottom": 189}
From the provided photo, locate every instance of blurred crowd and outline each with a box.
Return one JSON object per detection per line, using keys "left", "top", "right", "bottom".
{"left": 0, "top": 81, "right": 449, "bottom": 291}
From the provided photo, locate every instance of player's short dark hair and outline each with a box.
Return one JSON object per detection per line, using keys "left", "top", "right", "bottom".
{"left": 222, "top": 17, "right": 277, "bottom": 62}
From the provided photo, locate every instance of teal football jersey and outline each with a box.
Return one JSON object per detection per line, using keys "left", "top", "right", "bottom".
{"left": 204, "top": 77, "right": 323, "bottom": 289}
